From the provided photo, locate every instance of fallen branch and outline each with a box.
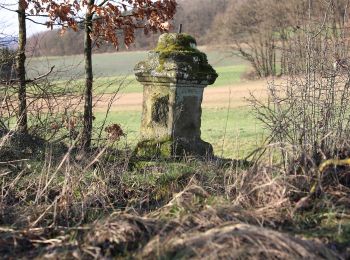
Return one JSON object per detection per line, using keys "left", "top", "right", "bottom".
{"left": 0, "top": 66, "right": 55, "bottom": 85}
{"left": 26, "top": 66, "right": 55, "bottom": 83}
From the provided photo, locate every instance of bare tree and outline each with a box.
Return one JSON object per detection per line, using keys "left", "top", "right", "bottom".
{"left": 1, "top": 0, "right": 177, "bottom": 150}
{"left": 210, "top": 0, "right": 281, "bottom": 77}
{"left": 250, "top": 0, "right": 350, "bottom": 173}
{"left": 35, "top": 0, "right": 177, "bottom": 150}
{"left": 211, "top": 0, "right": 350, "bottom": 77}
{"left": 16, "top": 0, "right": 28, "bottom": 133}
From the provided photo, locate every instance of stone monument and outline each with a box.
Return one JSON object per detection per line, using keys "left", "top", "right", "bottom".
{"left": 134, "top": 33, "right": 218, "bottom": 158}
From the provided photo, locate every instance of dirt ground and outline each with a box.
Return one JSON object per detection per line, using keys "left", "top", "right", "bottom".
{"left": 93, "top": 79, "right": 273, "bottom": 112}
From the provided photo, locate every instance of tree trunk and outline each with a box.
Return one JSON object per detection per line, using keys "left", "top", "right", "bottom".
{"left": 81, "top": 0, "right": 94, "bottom": 150}
{"left": 16, "top": 0, "right": 27, "bottom": 134}
{"left": 281, "top": 33, "right": 286, "bottom": 75}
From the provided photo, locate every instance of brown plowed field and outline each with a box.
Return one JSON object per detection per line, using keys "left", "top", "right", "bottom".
{"left": 94, "top": 79, "right": 272, "bottom": 112}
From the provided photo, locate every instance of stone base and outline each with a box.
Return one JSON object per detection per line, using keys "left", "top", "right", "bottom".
{"left": 134, "top": 137, "right": 213, "bottom": 159}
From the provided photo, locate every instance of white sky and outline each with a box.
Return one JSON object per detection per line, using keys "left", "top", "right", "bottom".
{"left": 0, "top": 0, "right": 53, "bottom": 37}
{"left": 0, "top": 0, "right": 130, "bottom": 37}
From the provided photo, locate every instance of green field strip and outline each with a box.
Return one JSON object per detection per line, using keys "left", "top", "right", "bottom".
{"left": 93, "top": 107, "right": 266, "bottom": 158}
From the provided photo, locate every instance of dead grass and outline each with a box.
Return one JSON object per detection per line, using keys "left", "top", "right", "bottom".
{"left": 0, "top": 178, "right": 347, "bottom": 259}
{"left": 0, "top": 132, "right": 349, "bottom": 259}
{"left": 140, "top": 223, "right": 340, "bottom": 259}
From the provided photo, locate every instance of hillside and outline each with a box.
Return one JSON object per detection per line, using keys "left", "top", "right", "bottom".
{"left": 26, "top": 0, "right": 229, "bottom": 56}
{"left": 0, "top": 36, "right": 18, "bottom": 49}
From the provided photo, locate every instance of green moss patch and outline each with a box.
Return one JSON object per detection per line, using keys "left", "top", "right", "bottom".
{"left": 133, "top": 138, "right": 173, "bottom": 159}
{"left": 154, "top": 33, "right": 217, "bottom": 78}
{"left": 155, "top": 33, "right": 198, "bottom": 53}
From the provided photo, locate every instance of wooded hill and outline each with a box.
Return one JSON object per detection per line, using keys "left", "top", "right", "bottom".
{"left": 27, "top": 0, "right": 228, "bottom": 56}
{"left": 23, "top": 0, "right": 350, "bottom": 79}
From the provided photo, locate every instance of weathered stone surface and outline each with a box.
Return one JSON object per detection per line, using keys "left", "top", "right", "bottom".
{"left": 134, "top": 33, "right": 218, "bottom": 159}
{"left": 135, "top": 33, "right": 218, "bottom": 85}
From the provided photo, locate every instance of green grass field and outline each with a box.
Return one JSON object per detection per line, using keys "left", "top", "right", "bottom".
{"left": 94, "top": 107, "right": 266, "bottom": 158}
{"left": 52, "top": 64, "right": 247, "bottom": 94}
{"left": 28, "top": 49, "right": 248, "bottom": 94}
{"left": 27, "top": 48, "right": 245, "bottom": 78}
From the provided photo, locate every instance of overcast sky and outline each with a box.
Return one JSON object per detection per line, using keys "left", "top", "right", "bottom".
{"left": 0, "top": 0, "right": 123, "bottom": 37}
{"left": 0, "top": 1, "right": 49, "bottom": 37}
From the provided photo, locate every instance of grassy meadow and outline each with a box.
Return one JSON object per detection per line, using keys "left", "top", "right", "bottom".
{"left": 94, "top": 107, "right": 266, "bottom": 158}
{"left": 27, "top": 48, "right": 245, "bottom": 78}
{"left": 47, "top": 64, "right": 247, "bottom": 95}
{"left": 27, "top": 49, "right": 248, "bottom": 93}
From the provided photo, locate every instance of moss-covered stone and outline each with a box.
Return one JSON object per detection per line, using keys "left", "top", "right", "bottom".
{"left": 133, "top": 137, "right": 213, "bottom": 160}
{"left": 155, "top": 33, "right": 197, "bottom": 52}
{"left": 134, "top": 33, "right": 217, "bottom": 160}
{"left": 134, "top": 33, "right": 218, "bottom": 85}
{"left": 139, "top": 84, "right": 174, "bottom": 141}
{"left": 134, "top": 138, "right": 173, "bottom": 159}
{"left": 154, "top": 33, "right": 208, "bottom": 70}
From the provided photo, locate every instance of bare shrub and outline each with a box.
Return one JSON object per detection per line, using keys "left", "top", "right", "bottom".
{"left": 0, "top": 48, "right": 16, "bottom": 82}
{"left": 250, "top": 2, "right": 350, "bottom": 173}
{"left": 0, "top": 48, "right": 17, "bottom": 129}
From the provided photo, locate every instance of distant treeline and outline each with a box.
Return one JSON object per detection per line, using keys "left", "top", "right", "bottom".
{"left": 27, "top": 0, "right": 229, "bottom": 56}
{"left": 27, "top": 0, "right": 350, "bottom": 78}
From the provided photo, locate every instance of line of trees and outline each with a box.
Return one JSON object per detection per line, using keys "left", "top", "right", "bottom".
{"left": 27, "top": 0, "right": 350, "bottom": 79}
{"left": 210, "top": 0, "right": 350, "bottom": 77}
{"left": 0, "top": 0, "right": 177, "bottom": 150}
{"left": 27, "top": 0, "right": 229, "bottom": 56}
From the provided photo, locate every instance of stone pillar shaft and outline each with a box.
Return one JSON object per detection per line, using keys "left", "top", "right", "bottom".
{"left": 134, "top": 33, "right": 218, "bottom": 158}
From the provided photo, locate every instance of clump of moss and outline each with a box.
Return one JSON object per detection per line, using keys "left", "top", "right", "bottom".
{"left": 133, "top": 137, "right": 173, "bottom": 159}
{"left": 154, "top": 33, "right": 208, "bottom": 64}
{"left": 155, "top": 33, "right": 197, "bottom": 53}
